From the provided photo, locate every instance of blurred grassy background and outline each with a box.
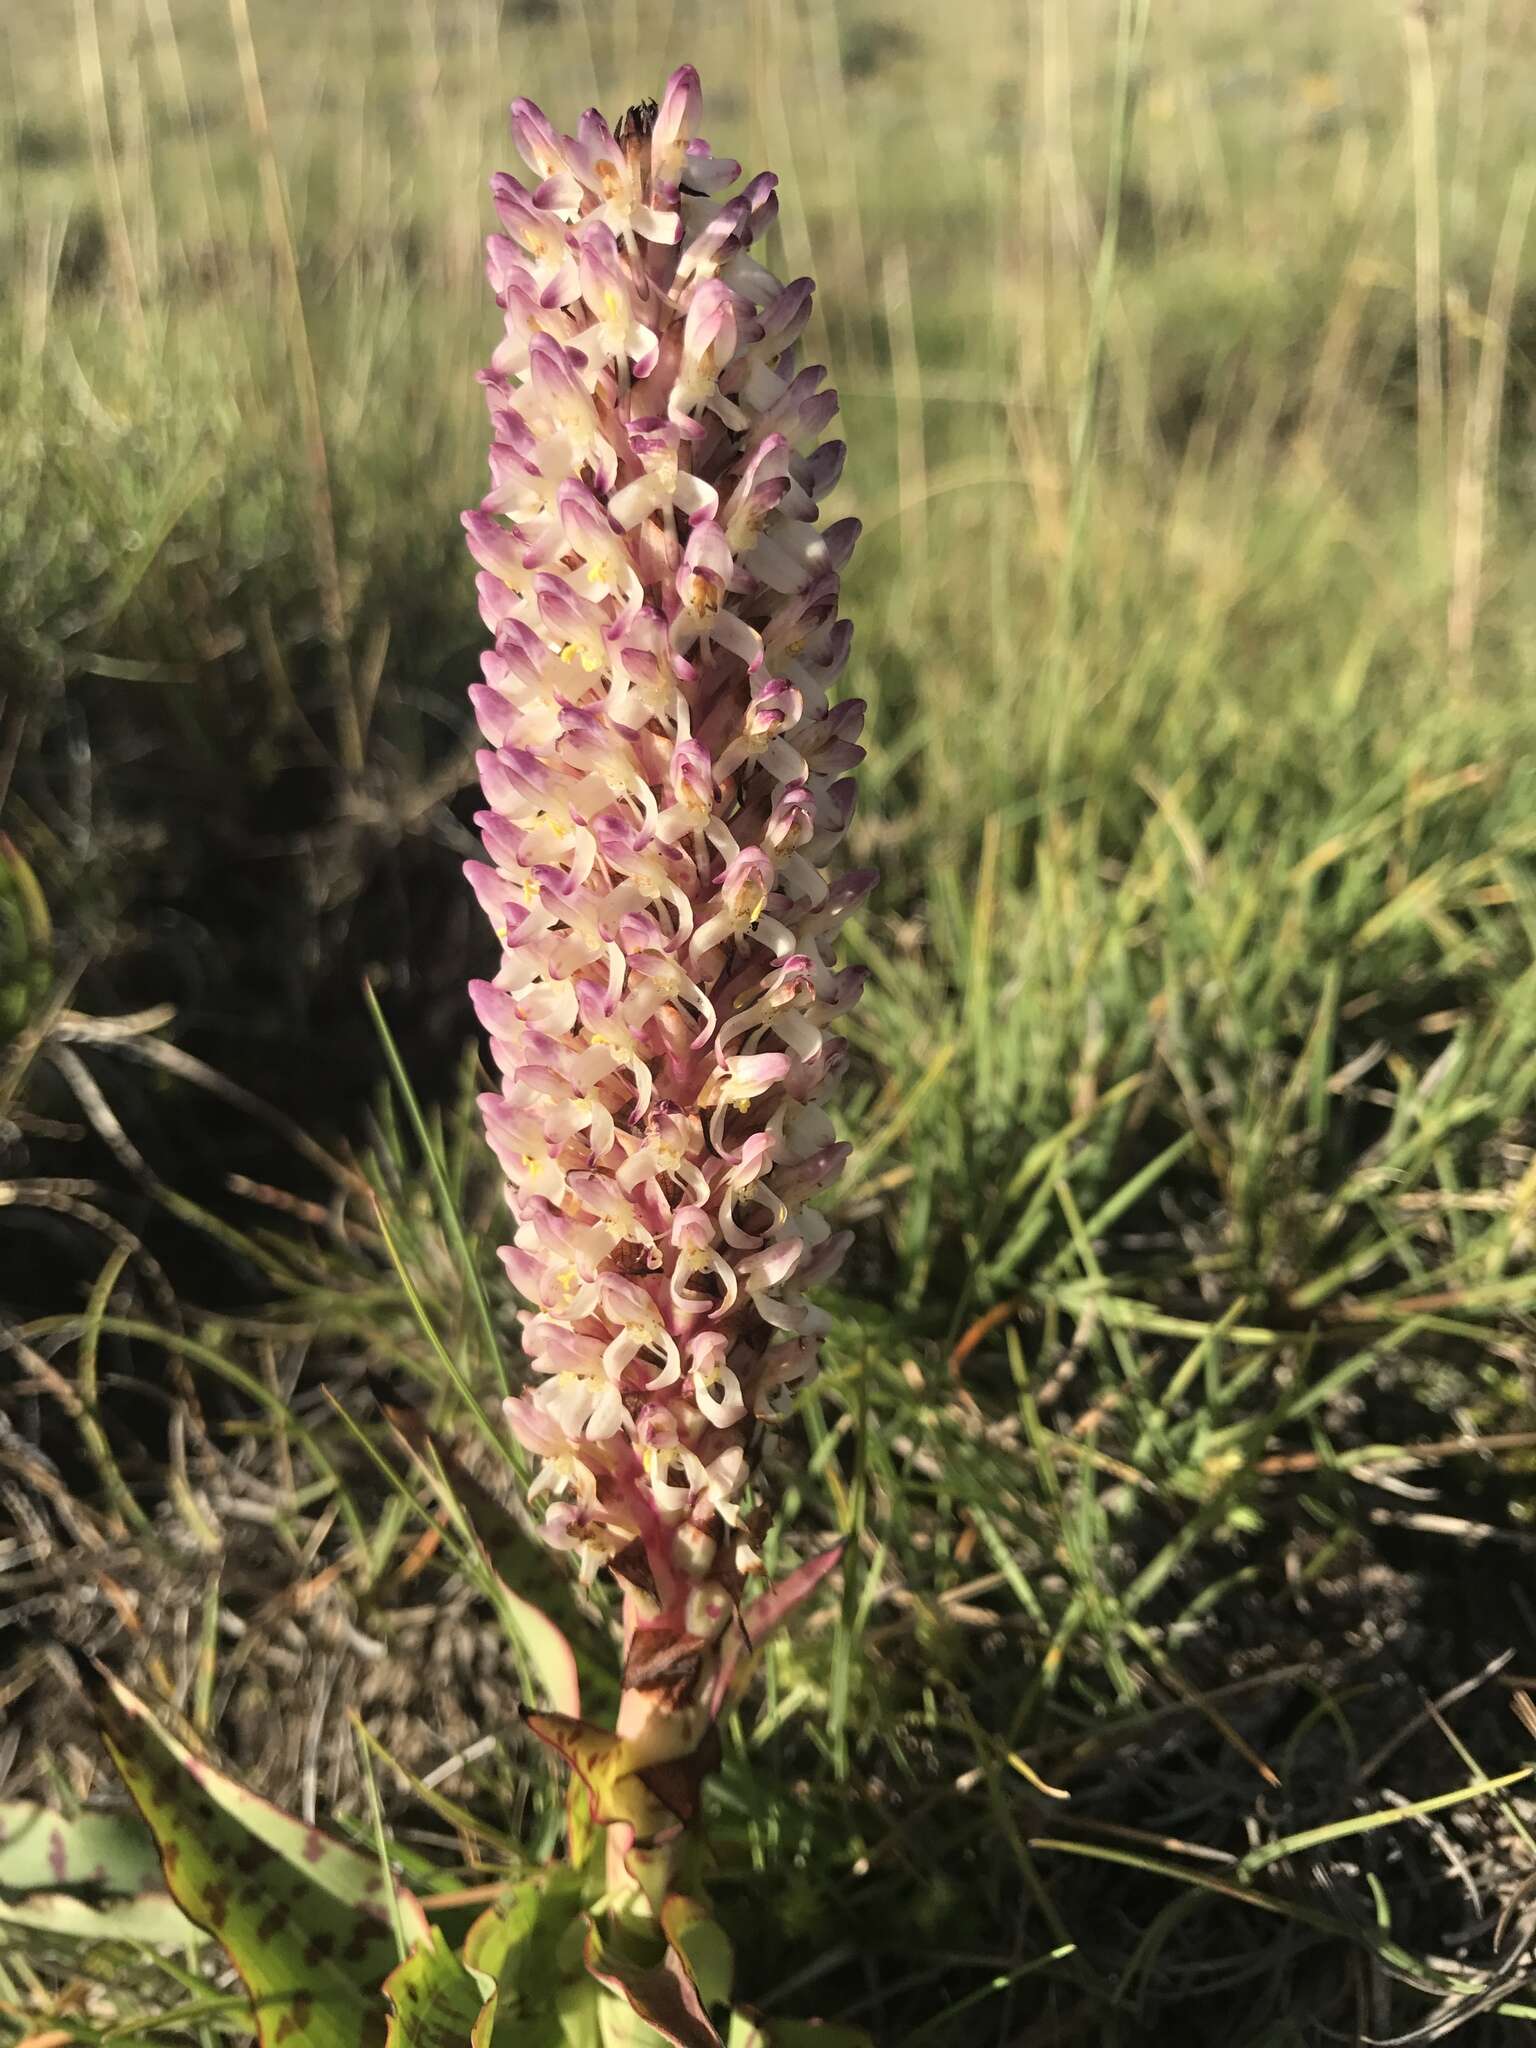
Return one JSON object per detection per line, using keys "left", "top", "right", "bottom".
{"left": 11, "top": 1, "right": 1536, "bottom": 2042}
{"left": 9, "top": 0, "right": 1536, "bottom": 935}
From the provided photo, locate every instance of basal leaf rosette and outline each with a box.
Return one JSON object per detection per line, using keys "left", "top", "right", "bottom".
{"left": 463, "top": 69, "right": 869, "bottom": 1734}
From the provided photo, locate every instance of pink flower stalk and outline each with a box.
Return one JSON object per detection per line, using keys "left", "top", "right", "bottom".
{"left": 464, "top": 70, "right": 870, "bottom": 1735}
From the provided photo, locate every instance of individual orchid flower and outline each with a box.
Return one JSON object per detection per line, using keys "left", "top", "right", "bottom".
{"left": 649, "top": 65, "right": 740, "bottom": 204}
{"left": 573, "top": 222, "right": 660, "bottom": 377}
{"left": 566, "top": 106, "right": 686, "bottom": 247}
{"left": 668, "top": 279, "right": 748, "bottom": 435}
{"left": 607, "top": 419, "right": 718, "bottom": 531}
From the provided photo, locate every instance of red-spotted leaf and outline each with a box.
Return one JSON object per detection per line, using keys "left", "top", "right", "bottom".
{"left": 710, "top": 1545, "right": 846, "bottom": 1719}
{"left": 524, "top": 1716, "right": 721, "bottom": 1919}
{"left": 384, "top": 1927, "right": 494, "bottom": 2047}
{"left": 522, "top": 1717, "right": 678, "bottom": 1849}
{"left": 0, "top": 1799, "right": 164, "bottom": 1894}
{"left": 0, "top": 1799, "right": 202, "bottom": 1947}
{"left": 0, "top": 1883, "right": 202, "bottom": 1947}
{"left": 90, "top": 1668, "right": 429, "bottom": 2048}
{"left": 584, "top": 1919, "right": 721, "bottom": 2048}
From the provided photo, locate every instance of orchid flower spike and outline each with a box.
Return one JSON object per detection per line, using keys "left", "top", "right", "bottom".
{"left": 465, "top": 68, "right": 869, "bottom": 1722}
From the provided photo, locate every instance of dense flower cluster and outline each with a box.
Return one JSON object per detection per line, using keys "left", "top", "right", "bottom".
{"left": 464, "top": 67, "right": 870, "bottom": 1658}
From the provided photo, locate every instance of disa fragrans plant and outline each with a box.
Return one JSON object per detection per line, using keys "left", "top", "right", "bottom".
{"left": 71, "top": 72, "right": 872, "bottom": 2048}
{"left": 463, "top": 58, "right": 870, "bottom": 1896}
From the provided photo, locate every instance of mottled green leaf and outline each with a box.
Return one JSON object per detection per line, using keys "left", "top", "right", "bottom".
{"left": 0, "top": 1799, "right": 164, "bottom": 1894}
{"left": 0, "top": 1799, "right": 203, "bottom": 1948}
{"left": 552, "top": 1968, "right": 605, "bottom": 2048}
{"left": 726, "top": 2012, "right": 872, "bottom": 2048}
{"left": 658, "top": 1897, "right": 732, "bottom": 2013}
{"left": 583, "top": 1921, "right": 720, "bottom": 2048}
{"left": 384, "top": 1927, "right": 494, "bottom": 2047}
{"left": 91, "top": 1669, "right": 430, "bottom": 2048}
{"left": 523, "top": 1717, "right": 715, "bottom": 1918}
{"left": 522, "top": 1718, "right": 676, "bottom": 1849}
{"left": 593, "top": 1993, "right": 666, "bottom": 2048}
{"left": 0, "top": 1885, "right": 202, "bottom": 1947}
{"left": 460, "top": 1867, "right": 588, "bottom": 2047}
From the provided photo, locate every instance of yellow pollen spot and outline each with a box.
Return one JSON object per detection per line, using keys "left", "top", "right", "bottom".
{"left": 596, "top": 159, "right": 622, "bottom": 200}
{"left": 730, "top": 881, "right": 769, "bottom": 925}
{"left": 685, "top": 574, "right": 719, "bottom": 620}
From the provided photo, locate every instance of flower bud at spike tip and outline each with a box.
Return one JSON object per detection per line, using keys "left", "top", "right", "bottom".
{"left": 465, "top": 69, "right": 867, "bottom": 1710}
